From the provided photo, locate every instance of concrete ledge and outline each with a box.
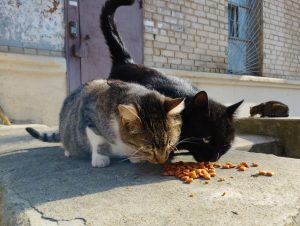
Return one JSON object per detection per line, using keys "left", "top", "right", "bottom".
{"left": 235, "top": 117, "right": 300, "bottom": 158}
{"left": 0, "top": 52, "right": 67, "bottom": 125}
{"left": 157, "top": 68, "right": 300, "bottom": 117}
{"left": 232, "top": 134, "right": 283, "bottom": 156}
{"left": 1, "top": 127, "right": 300, "bottom": 225}
{"left": 1, "top": 147, "right": 300, "bottom": 226}
{"left": 157, "top": 68, "right": 300, "bottom": 88}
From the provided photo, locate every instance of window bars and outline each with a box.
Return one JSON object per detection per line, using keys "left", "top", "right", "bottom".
{"left": 228, "top": 0, "right": 263, "bottom": 75}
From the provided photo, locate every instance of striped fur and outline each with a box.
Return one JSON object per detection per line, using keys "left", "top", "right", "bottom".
{"left": 26, "top": 80, "right": 184, "bottom": 167}
{"left": 25, "top": 127, "right": 60, "bottom": 142}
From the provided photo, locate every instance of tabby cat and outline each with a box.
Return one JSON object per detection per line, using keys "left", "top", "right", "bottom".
{"left": 100, "top": 0, "right": 243, "bottom": 162}
{"left": 250, "top": 101, "right": 289, "bottom": 117}
{"left": 26, "top": 80, "right": 184, "bottom": 167}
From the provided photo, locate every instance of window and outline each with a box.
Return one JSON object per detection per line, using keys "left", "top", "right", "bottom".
{"left": 228, "top": 4, "right": 239, "bottom": 38}
{"left": 227, "top": 0, "right": 262, "bottom": 75}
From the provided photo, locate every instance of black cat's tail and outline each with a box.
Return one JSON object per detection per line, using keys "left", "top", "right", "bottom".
{"left": 100, "top": 0, "right": 134, "bottom": 65}
{"left": 25, "top": 127, "right": 61, "bottom": 143}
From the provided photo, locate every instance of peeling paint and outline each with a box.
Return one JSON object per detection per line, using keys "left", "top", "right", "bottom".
{"left": 44, "top": 0, "right": 60, "bottom": 14}
{"left": 0, "top": 0, "right": 65, "bottom": 51}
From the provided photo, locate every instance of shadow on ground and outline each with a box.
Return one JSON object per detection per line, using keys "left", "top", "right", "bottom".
{"left": 0, "top": 147, "right": 173, "bottom": 207}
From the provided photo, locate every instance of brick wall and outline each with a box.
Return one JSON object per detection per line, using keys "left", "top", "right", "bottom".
{"left": 0, "top": 46, "right": 64, "bottom": 57}
{"left": 262, "top": 0, "right": 300, "bottom": 80}
{"left": 143, "top": 0, "right": 228, "bottom": 73}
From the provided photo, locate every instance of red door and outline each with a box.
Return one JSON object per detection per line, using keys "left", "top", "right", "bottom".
{"left": 66, "top": 0, "right": 144, "bottom": 92}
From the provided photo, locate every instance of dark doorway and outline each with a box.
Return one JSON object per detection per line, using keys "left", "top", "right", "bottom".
{"left": 65, "top": 0, "right": 144, "bottom": 92}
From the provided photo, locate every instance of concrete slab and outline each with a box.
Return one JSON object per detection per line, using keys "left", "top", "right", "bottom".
{"left": 0, "top": 124, "right": 281, "bottom": 156}
{"left": 1, "top": 146, "right": 300, "bottom": 226}
{"left": 232, "top": 134, "right": 283, "bottom": 156}
{"left": 0, "top": 125, "right": 59, "bottom": 155}
{"left": 1, "top": 125, "right": 299, "bottom": 225}
{"left": 235, "top": 117, "right": 300, "bottom": 158}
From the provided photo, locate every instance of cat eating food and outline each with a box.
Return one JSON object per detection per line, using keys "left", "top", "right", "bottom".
{"left": 26, "top": 80, "right": 184, "bottom": 167}
{"left": 100, "top": 0, "right": 243, "bottom": 162}
{"left": 250, "top": 101, "right": 289, "bottom": 117}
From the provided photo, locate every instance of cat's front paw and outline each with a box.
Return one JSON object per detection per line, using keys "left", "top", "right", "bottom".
{"left": 91, "top": 155, "right": 110, "bottom": 167}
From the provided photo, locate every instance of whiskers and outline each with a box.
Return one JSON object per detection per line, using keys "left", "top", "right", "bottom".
{"left": 169, "top": 144, "right": 179, "bottom": 153}
{"left": 119, "top": 156, "right": 143, "bottom": 163}
{"left": 118, "top": 146, "right": 145, "bottom": 163}
{"left": 175, "top": 137, "right": 203, "bottom": 146}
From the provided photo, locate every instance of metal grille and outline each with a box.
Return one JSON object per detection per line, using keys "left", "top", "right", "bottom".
{"left": 228, "top": 0, "right": 263, "bottom": 75}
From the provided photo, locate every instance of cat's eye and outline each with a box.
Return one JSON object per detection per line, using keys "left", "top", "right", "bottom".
{"left": 202, "top": 136, "right": 211, "bottom": 144}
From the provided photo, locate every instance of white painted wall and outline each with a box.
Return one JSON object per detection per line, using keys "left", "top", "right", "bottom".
{"left": 0, "top": 52, "right": 67, "bottom": 125}
{"left": 158, "top": 68, "right": 300, "bottom": 117}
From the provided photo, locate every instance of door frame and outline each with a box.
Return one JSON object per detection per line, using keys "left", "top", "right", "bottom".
{"left": 65, "top": 0, "right": 144, "bottom": 93}
{"left": 65, "top": 0, "right": 82, "bottom": 93}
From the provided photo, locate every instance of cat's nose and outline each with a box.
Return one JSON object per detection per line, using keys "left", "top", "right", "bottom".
{"left": 157, "top": 158, "right": 166, "bottom": 164}
{"left": 155, "top": 155, "right": 167, "bottom": 164}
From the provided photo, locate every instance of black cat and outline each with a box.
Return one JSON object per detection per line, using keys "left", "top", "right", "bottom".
{"left": 100, "top": 0, "right": 243, "bottom": 162}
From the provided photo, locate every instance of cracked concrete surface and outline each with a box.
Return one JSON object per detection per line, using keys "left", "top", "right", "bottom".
{"left": 1, "top": 165, "right": 87, "bottom": 226}
{"left": 1, "top": 147, "right": 300, "bottom": 226}
{"left": 0, "top": 126, "right": 300, "bottom": 226}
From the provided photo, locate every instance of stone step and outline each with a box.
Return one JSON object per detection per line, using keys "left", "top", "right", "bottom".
{"left": 232, "top": 134, "right": 283, "bottom": 156}
{"left": 235, "top": 117, "right": 300, "bottom": 158}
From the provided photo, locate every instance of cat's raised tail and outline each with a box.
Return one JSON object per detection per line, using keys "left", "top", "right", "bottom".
{"left": 25, "top": 127, "right": 61, "bottom": 143}
{"left": 100, "top": 0, "right": 134, "bottom": 65}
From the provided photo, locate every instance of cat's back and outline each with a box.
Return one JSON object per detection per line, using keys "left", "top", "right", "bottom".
{"left": 264, "top": 101, "right": 289, "bottom": 117}
{"left": 60, "top": 83, "right": 86, "bottom": 120}
{"left": 110, "top": 64, "right": 198, "bottom": 98}
{"left": 86, "top": 79, "right": 156, "bottom": 106}
{"left": 59, "top": 80, "right": 108, "bottom": 123}
{"left": 265, "top": 101, "right": 287, "bottom": 108}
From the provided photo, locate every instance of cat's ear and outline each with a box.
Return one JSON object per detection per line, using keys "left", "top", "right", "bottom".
{"left": 190, "top": 91, "right": 209, "bottom": 114}
{"left": 118, "top": 104, "right": 141, "bottom": 124}
{"left": 165, "top": 97, "right": 185, "bottom": 115}
{"left": 226, "top": 100, "right": 244, "bottom": 117}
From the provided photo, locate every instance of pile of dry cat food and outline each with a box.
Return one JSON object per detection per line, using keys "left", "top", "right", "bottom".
{"left": 162, "top": 161, "right": 274, "bottom": 184}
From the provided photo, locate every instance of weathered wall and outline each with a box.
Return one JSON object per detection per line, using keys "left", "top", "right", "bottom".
{"left": 0, "top": 0, "right": 65, "bottom": 55}
{"left": 0, "top": 0, "right": 66, "bottom": 125}
{"left": 0, "top": 52, "right": 66, "bottom": 125}
{"left": 143, "top": 0, "right": 228, "bottom": 73}
{"left": 262, "top": 0, "right": 300, "bottom": 80}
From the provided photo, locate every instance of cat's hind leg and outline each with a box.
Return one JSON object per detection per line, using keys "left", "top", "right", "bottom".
{"left": 86, "top": 127, "right": 110, "bottom": 167}
{"left": 61, "top": 143, "right": 71, "bottom": 157}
